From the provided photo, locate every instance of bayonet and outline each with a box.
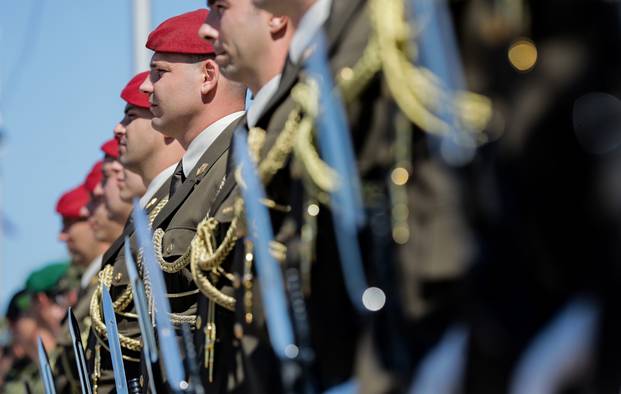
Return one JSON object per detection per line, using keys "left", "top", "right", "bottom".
{"left": 102, "top": 286, "right": 129, "bottom": 394}
{"left": 67, "top": 307, "right": 93, "bottom": 394}
{"left": 37, "top": 336, "right": 56, "bottom": 394}
{"left": 181, "top": 322, "right": 205, "bottom": 394}
{"left": 132, "top": 199, "right": 187, "bottom": 393}
{"left": 124, "top": 239, "right": 158, "bottom": 394}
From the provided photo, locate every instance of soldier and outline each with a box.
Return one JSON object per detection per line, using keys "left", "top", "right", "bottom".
{"left": 100, "top": 138, "right": 136, "bottom": 229}
{"left": 4, "top": 290, "right": 44, "bottom": 394}
{"left": 207, "top": 0, "right": 481, "bottom": 392}
{"left": 85, "top": 71, "right": 184, "bottom": 393}
{"left": 136, "top": 7, "right": 246, "bottom": 389}
{"left": 25, "top": 262, "right": 84, "bottom": 393}
{"left": 56, "top": 183, "right": 110, "bottom": 274}
{"left": 198, "top": 2, "right": 296, "bottom": 392}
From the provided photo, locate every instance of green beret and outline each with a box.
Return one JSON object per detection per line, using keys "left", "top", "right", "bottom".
{"left": 25, "top": 262, "right": 70, "bottom": 294}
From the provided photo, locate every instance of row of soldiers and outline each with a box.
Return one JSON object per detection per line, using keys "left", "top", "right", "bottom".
{"left": 4, "top": 0, "right": 621, "bottom": 393}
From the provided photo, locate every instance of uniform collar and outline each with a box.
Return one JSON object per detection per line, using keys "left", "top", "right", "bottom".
{"left": 80, "top": 254, "right": 103, "bottom": 289}
{"left": 139, "top": 163, "right": 177, "bottom": 208}
{"left": 247, "top": 74, "right": 282, "bottom": 129}
{"left": 182, "top": 111, "right": 245, "bottom": 177}
{"left": 289, "top": 0, "right": 333, "bottom": 64}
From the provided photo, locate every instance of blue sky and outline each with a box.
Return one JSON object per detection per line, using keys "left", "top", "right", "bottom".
{"left": 0, "top": 0, "right": 205, "bottom": 311}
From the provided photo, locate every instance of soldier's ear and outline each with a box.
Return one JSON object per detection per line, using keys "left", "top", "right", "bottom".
{"left": 200, "top": 58, "right": 219, "bottom": 96}
{"left": 268, "top": 15, "right": 288, "bottom": 35}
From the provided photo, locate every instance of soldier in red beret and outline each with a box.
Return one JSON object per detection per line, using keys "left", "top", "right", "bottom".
{"left": 99, "top": 139, "right": 135, "bottom": 233}
{"left": 114, "top": 70, "right": 184, "bottom": 209}
{"left": 56, "top": 184, "right": 110, "bottom": 272}
{"left": 85, "top": 71, "right": 186, "bottom": 392}
{"left": 134, "top": 8, "right": 247, "bottom": 390}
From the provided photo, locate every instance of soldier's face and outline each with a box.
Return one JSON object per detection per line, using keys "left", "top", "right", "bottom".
{"left": 118, "top": 105, "right": 157, "bottom": 171}
{"left": 59, "top": 217, "right": 99, "bottom": 266}
{"left": 201, "top": 0, "right": 271, "bottom": 86}
{"left": 102, "top": 160, "right": 132, "bottom": 224}
{"left": 118, "top": 168, "right": 146, "bottom": 203}
{"left": 143, "top": 53, "right": 208, "bottom": 140}
{"left": 89, "top": 196, "right": 124, "bottom": 244}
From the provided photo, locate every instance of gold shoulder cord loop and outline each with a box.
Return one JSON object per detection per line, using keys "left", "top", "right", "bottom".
{"left": 368, "top": 0, "right": 492, "bottom": 138}
{"left": 190, "top": 120, "right": 302, "bottom": 307}
{"left": 152, "top": 228, "right": 192, "bottom": 273}
{"left": 89, "top": 197, "right": 171, "bottom": 353}
{"left": 89, "top": 266, "right": 142, "bottom": 353}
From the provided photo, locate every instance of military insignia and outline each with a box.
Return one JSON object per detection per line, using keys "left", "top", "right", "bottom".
{"left": 145, "top": 197, "right": 158, "bottom": 210}
{"left": 196, "top": 162, "right": 209, "bottom": 177}
{"left": 166, "top": 242, "right": 174, "bottom": 254}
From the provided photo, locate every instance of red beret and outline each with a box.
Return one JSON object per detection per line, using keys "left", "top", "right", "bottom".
{"left": 146, "top": 9, "right": 214, "bottom": 55}
{"left": 83, "top": 161, "right": 103, "bottom": 193}
{"left": 56, "top": 185, "right": 90, "bottom": 219}
{"left": 100, "top": 138, "right": 119, "bottom": 159}
{"left": 121, "top": 71, "right": 150, "bottom": 109}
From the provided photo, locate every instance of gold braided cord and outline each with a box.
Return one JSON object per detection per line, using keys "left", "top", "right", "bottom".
{"left": 89, "top": 267, "right": 142, "bottom": 352}
{"left": 291, "top": 80, "right": 339, "bottom": 193}
{"left": 257, "top": 108, "right": 304, "bottom": 184}
{"left": 336, "top": 37, "right": 384, "bottom": 105}
{"left": 88, "top": 197, "right": 178, "bottom": 353}
{"left": 368, "top": 0, "right": 492, "bottom": 137}
{"left": 152, "top": 228, "right": 192, "bottom": 273}
{"left": 190, "top": 117, "right": 304, "bottom": 305}
{"left": 190, "top": 208, "right": 240, "bottom": 312}
{"left": 112, "top": 285, "right": 133, "bottom": 312}
{"left": 91, "top": 320, "right": 141, "bottom": 363}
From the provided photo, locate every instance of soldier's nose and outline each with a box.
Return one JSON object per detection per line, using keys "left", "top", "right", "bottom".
{"left": 198, "top": 23, "right": 217, "bottom": 43}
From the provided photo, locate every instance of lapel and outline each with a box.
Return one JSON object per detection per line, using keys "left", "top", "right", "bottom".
{"left": 151, "top": 115, "right": 244, "bottom": 230}
{"left": 100, "top": 175, "right": 173, "bottom": 267}
{"left": 255, "top": 58, "right": 302, "bottom": 131}
{"left": 101, "top": 219, "right": 134, "bottom": 268}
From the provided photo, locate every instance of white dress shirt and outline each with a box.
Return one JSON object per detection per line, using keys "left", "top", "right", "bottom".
{"left": 289, "top": 0, "right": 333, "bottom": 64}
{"left": 182, "top": 111, "right": 245, "bottom": 177}
{"left": 247, "top": 75, "right": 282, "bottom": 128}
{"left": 81, "top": 254, "right": 103, "bottom": 289}
{"left": 139, "top": 163, "right": 177, "bottom": 208}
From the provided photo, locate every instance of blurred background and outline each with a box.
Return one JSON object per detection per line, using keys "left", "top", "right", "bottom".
{"left": 0, "top": 0, "right": 205, "bottom": 313}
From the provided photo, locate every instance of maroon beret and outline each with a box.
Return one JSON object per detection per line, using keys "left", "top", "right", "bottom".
{"left": 100, "top": 138, "right": 119, "bottom": 159}
{"left": 121, "top": 71, "right": 150, "bottom": 109}
{"left": 56, "top": 185, "right": 90, "bottom": 219}
{"left": 83, "top": 161, "right": 103, "bottom": 193}
{"left": 146, "top": 9, "right": 215, "bottom": 55}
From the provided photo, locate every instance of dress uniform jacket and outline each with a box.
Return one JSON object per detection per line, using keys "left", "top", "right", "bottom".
{"left": 298, "top": 0, "right": 474, "bottom": 391}
{"left": 142, "top": 115, "right": 244, "bottom": 389}
{"left": 84, "top": 181, "right": 171, "bottom": 394}
{"left": 192, "top": 63, "right": 303, "bottom": 394}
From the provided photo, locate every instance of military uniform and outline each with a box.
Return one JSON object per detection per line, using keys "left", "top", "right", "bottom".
{"left": 3, "top": 357, "right": 43, "bottom": 394}
{"left": 193, "top": 0, "right": 483, "bottom": 393}
{"left": 85, "top": 180, "right": 171, "bottom": 394}
{"left": 83, "top": 70, "right": 183, "bottom": 393}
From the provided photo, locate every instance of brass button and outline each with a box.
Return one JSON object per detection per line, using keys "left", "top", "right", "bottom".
{"left": 196, "top": 316, "right": 202, "bottom": 329}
